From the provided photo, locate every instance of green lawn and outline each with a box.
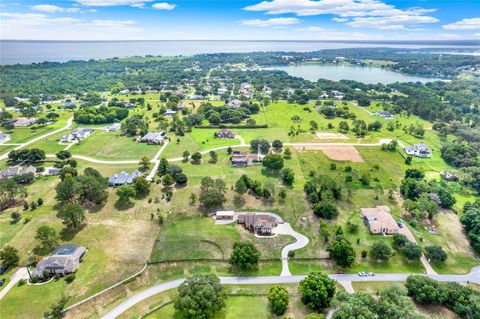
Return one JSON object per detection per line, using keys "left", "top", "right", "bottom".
{"left": 150, "top": 217, "right": 294, "bottom": 262}
{"left": 69, "top": 130, "right": 160, "bottom": 160}
{"left": 162, "top": 129, "right": 240, "bottom": 159}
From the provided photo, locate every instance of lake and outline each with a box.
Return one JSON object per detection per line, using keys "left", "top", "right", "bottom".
{"left": 1, "top": 40, "right": 478, "bottom": 65}
{"left": 269, "top": 64, "right": 442, "bottom": 84}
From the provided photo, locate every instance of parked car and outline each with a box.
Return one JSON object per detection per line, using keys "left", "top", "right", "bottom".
{"left": 358, "top": 271, "right": 368, "bottom": 277}
{"left": 398, "top": 222, "right": 403, "bottom": 228}
{"left": 0, "top": 278, "right": 5, "bottom": 286}
{"left": 0, "top": 264, "right": 9, "bottom": 275}
{"left": 368, "top": 272, "right": 375, "bottom": 276}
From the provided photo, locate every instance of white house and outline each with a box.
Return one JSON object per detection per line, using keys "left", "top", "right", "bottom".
{"left": 140, "top": 131, "right": 166, "bottom": 145}
{"left": 0, "top": 132, "right": 11, "bottom": 144}
{"left": 104, "top": 123, "right": 121, "bottom": 131}
{"left": 404, "top": 143, "right": 432, "bottom": 158}
{"left": 60, "top": 128, "right": 94, "bottom": 143}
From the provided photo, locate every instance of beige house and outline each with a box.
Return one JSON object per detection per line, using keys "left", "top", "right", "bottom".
{"left": 361, "top": 206, "right": 399, "bottom": 235}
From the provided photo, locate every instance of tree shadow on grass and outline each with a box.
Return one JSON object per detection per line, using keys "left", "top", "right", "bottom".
{"left": 114, "top": 200, "right": 134, "bottom": 211}
{"left": 233, "top": 194, "right": 246, "bottom": 208}
{"left": 60, "top": 224, "right": 86, "bottom": 241}
{"left": 32, "top": 245, "right": 55, "bottom": 256}
{"left": 260, "top": 168, "right": 280, "bottom": 178}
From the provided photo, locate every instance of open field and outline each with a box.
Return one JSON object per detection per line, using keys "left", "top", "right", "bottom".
{"left": 0, "top": 98, "right": 478, "bottom": 319}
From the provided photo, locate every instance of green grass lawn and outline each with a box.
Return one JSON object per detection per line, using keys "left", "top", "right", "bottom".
{"left": 162, "top": 129, "right": 240, "bottom": 159}
{"left": 150, "top": 217, "right": 294, "bottom": 262}
{"left": 7, "top": 111, "right": 72, "bottom": 144}
{"left": 68, "top": 130, "right": 159, "bottom": 160}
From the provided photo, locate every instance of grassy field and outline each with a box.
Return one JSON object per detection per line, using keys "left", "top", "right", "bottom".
{"left": 162, "top": 129, "right": 240, "bottom": 159}
{"left": 1, "top": 98, "right": 478, "bottom": 319}
{"left": 110, "top": 283, "right": 314, "bottom": 319}
{"left": 150, "top": 217, "right": 294, "bottom": 262}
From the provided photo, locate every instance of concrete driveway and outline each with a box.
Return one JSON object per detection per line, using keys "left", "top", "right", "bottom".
{"left": 0, "top": 267, "right": 29, "bottom": 301}
{"left": 398, "top": 225, "right": 437, "bottom": 275}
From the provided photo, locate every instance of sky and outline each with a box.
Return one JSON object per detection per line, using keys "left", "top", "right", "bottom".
{"left": 0, "top": 0, "right": 479, "bottom": 41}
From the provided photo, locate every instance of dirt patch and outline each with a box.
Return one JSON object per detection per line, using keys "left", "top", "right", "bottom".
{"left": 315, "top": 132, "right": 348, "bottom": 140}
{"left": 294, "top": 144, "right": 364, "bottom": 162}
{"left": 435, "top": 211, "right": 475, "bottom": 255}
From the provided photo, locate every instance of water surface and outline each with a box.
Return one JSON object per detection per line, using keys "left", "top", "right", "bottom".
{"left": 1, "top": 40, "right": 478, "bottom": 65}
{"left": 269, "top": 64, "right": 443, "bottom": 84}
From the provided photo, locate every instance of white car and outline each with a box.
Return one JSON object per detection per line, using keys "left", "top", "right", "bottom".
{"left": 368, "top": 272, "right": 375, "bottom": 276}
{"left": 358, "top": 272, "right": 368, "bottom": 277}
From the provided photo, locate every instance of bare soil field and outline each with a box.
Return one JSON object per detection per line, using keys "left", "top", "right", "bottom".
{"left": 315, "top": 132, "right": 349, "bottom": 140}
{"left": 294, "top": 144, "right": 365, "bottom": 162}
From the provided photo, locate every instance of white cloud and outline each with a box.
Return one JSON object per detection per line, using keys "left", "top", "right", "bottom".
{"left": 348, "top": 15, "right": 439, "bottom": 30}
{"left": 0, "top": 12, "right": 81, "bottom": 26}
{"left": 244, "top": 0, "right": 439, "bottom": 29}
{"left": 31, "top": 4, "right": 82, "bottom": 13}
{"left": 152, "top": 2, "right": 176, "bottom": 10}
{"left": 295, "top": 26, "right": 324, "bottom": 31}
{"left": 0, "top": 12, "right": 142, "bottom": 39}
{"left": 74, "top": 0, "right": 153, "bottom": 6}
{"left": 241, "top": 17, "right": 300, "bottom": 27}
{"left": 31, "top": 4, "right": 64, "bottom": 12}
{"left": 130, "top": 3, "right": 146, "bottom": 8}
{"left": 442, "top": 18, "right": 480, "bottom": 30}
{"left": 87, "top": 19, "right": 137, "bottom": 28}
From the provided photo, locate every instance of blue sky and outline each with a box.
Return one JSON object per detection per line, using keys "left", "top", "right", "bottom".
{"left": 0, "top": 0, "right": 479, "bottom": 40}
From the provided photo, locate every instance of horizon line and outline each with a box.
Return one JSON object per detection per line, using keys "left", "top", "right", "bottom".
{"left": 1, "top": 39, "right": 479, "bottom": 45}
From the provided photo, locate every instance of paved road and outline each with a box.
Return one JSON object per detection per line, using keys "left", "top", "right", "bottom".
{"left": 0, "top": 117, "right": 73, "bottom": 161}
{"left": 0, "top": 267, "right": 29, "bottom": 301}
{"left": 101, "top": 266, "right": 480, "bottom": 319}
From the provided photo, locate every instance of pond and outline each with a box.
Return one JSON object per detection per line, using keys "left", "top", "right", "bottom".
{"left": 268, "top": 64, "right": 443, "bottom": 84}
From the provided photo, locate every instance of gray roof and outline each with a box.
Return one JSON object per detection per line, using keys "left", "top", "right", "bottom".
{"left": 141, "top": 131, "right": 166, "bottom": 143}
{"left": 108, "top": 170, "right": 142, "bottom": 186}
{"left": 405, "top": 143, "right": 430, "bottom": 152}
{"left": 0, "top": 165, "right": 36, "bottom": 179}
{"left": 32, "top": 245, "right": 86, "bottom": 278}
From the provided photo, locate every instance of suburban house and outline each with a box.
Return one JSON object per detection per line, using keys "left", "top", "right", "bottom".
{"left": 0, "top": 165, "right": 37, "bottom": 179}
{"left": 14, "top": 117, "right": 37, "bottom": 127}
{"left": 123, "top": 102, "right": 135, "bottom": 109}
{"left": 238, "top": 213, "right": 278, "bottom": 236}
{"left": 404, "top": 143, "right": 432, "bottom": 158}
{"left": 165, "top": 109, "right": 177, "bottom": 118}
{"left": 63, "top": 101, "right": 76, "bottom": 108}
{"left": 32, "top": 245, "right": 86, "bottom": 278}
{"left": 119, "top": 89, "right": 129, "bottom": 94}
{"left": 227, "top": 99, "right": 242, "bottom": 109}
{"left": 215, "top": 129, "right": 235, "bottom": 139}
{"left": 108, "top": 170, "right": 142, "bottom": 186}
{"left": 440, "top": 171, "right": 458, "bottom": 181}
{"left": 361, "top": 206, "right": 399, "bottom": 235}
{"left": 175, "top": 104, "right": 186, "bottom": 110}
{"left": 44, "top": 167, "right": 62, "bottom": 176}
{"left": 140, "top": 131, "right": 166, "bottom": 145}
{"left": 0, "top": 132, "right": 11, "bottom": 144}
{"left": 215, "top": 210, "right": 234, "bottom": 220}
{"left": 190, "top": 94, "right": 204, "bottom": 100}
{"left": 60, "top": 128, "right": 94, "bottom": 143}
{"left": 374, "top": 111, "right": 395, "bottom": 120}
{"left": 242, "top": 91, "right": 254, "bottom": 99}
{"left": 231, "top": 150, "right": 248, "bottom": 167}
{"left": 104, "top": 123, "right": 121, "bottom": 131}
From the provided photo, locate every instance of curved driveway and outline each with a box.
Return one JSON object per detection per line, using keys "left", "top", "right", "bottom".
{"left": 101, "top": 266, "right": 480, "bottom": 319}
